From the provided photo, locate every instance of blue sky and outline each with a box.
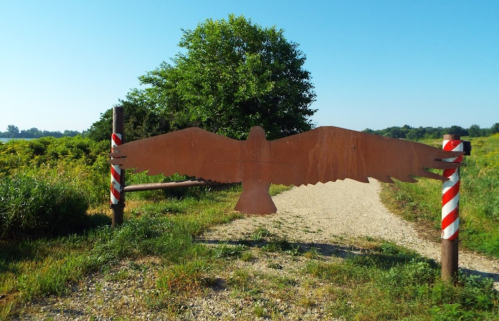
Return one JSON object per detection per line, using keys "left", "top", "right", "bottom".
{"left": 1, "top": 0, "right": 498, "bottom": 133}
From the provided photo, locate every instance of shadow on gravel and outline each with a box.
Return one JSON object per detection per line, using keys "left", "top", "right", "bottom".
{"left": 461, "top": 268, "right": 499, "bottom": 285}
{"left": 197, "top": 238, "right": 499, "bottom": 284}
{"left": 197, "top": 238, "right": 365, "bottom": 259}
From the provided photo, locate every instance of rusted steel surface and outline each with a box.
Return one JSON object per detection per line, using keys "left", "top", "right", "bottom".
{"left": 109, "top": 126, "right": 463, "bottom": 214}
{"left": 123, "top": 179, "right": 220, "bottom": 192}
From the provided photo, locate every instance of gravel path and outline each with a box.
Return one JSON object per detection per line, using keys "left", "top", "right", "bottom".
{"left": 203, "top": 179, "right": 499, "bottom": 289}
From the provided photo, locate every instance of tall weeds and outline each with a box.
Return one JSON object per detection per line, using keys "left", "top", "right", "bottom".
{"left": 0, "top": 173, "right": 90, "bottom": 239}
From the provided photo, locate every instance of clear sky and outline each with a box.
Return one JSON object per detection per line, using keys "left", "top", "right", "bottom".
{"left": 1, "top": 0, "right": 498, "bottom": 133}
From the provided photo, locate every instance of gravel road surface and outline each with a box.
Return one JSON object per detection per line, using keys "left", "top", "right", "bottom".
{"left": 205, "top": 179, "right": 499, "bottom": 289}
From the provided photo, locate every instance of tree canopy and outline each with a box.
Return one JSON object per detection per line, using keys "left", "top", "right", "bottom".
{"left": 86, "top": 100, "right": 170, "bottom": 142}
{"left": 87, "top": 15, "right": 317, "bottom": 141}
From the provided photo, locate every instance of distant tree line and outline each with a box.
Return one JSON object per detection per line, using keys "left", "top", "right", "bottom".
{"left": 4, "top": 122, "right": 498, "bottom": 142}
{"left": 0, "top": 125, "right": 82, "bottom": 139}
{"left": 363, "top": 123, "right": 499, "bottom": 140}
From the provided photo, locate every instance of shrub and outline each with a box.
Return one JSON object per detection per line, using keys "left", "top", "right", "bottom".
{"left": 0, "top": 136, "right": 110, "bottom": 206}
{"left": 0, "top": 173, "right": 90, "bottom": 240}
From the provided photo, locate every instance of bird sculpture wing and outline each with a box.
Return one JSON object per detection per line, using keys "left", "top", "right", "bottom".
{"left": 270, "top": 126, "right": 462, "bottom": 186}
{"left": 109, "top": 127, "right": 243, "bottom": 183}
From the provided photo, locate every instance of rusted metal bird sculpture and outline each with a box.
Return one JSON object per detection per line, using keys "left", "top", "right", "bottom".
{"left": 109, "top": 126, "right": 462, "bottom": 214}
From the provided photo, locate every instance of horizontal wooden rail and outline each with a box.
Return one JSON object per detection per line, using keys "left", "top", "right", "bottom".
{"left": 123, "top": 179, "right": 222, "bottom": 192}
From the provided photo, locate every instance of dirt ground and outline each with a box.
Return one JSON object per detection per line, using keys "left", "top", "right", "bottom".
{"left": 202, "top": 179, "right": 499, "bottom": 289}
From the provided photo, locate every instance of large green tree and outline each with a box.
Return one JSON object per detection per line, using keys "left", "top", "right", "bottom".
{"left": 86, "top": 100, "right": 170, "bottom": 142}
{"left": 88, "top": 14, "right": 316, "bottom": 141}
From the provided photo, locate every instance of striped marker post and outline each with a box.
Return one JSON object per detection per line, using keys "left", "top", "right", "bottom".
{"left": 110, "top": 133, "right": 122, "bottom": 205}
{"left": 441, "top": 134, "right": 463, "bottom": 282}
{"left": 110, "top": 106, "right": 125, "bottom": 227}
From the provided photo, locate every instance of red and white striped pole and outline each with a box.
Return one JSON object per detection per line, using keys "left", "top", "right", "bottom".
{"left": 110, "top": 106, "right": 125, "bottom": 227}
{"left": 110, "top": 133, "right": 122, "bottom": 205}
{"left": 441, "top": 134, "right": 463, "bottom": 282}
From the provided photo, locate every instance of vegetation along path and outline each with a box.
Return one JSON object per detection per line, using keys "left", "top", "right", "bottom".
{"left": 202, "top": 179, "right": 499, "bottom": 290}
{"left": 18, "top": 179, "right": 499, "bottom": 320}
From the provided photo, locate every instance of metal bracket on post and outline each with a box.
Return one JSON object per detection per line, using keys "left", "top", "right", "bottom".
{"left": 462, "top": 141, "right": 472, "bottom": 156}
{"left": 110, "top": 106, "right": 125, "bottom": 227}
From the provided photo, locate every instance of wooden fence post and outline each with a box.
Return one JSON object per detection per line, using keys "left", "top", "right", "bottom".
{"left": 441, "top": 134, "right": 463, "bottom": 283}
{"left": 110, "top": 106, "right": 125, "bottom": 227}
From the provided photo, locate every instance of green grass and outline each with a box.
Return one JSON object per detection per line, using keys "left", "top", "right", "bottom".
{"left": 0, "top": 173, "right": 92, "bottom": 240}
{"left": 250, "top": 226, "right": 272, "bottom": 241}
{"left": 304, "top": 244, "right": 498, "bottom": 320}
{"left": 381, "top": 134, "right": 499, "bottom": 258}
{"left": 0, "top": 185, "right": 244, "bottom": 319}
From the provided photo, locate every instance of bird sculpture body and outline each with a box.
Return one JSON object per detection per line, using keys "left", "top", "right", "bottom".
{"left": 109, "top": 126, "right": 462, "bottom": 214}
